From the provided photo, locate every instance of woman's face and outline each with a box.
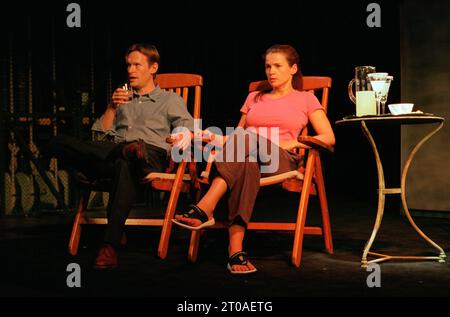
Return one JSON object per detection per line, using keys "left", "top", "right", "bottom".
{"left": 265, "top": 52, "right": 298, "bottom": 89}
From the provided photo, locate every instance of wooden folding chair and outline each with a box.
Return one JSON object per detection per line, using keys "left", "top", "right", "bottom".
{"left": 68, "top": 73, "right": 203, "bottom": 259}
{"left": 187, "top": 76, "right": 334, "bottom": 267}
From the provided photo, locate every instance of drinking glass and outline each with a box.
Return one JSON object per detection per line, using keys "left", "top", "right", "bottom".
{"left": 367, "top": 72, "right": 388, "bottom": 115}
{"left": 379, "top": 76, "right": 393, "bottom": 115}
{"left": 122, "top": 83, "right": 133, "bottom": 102}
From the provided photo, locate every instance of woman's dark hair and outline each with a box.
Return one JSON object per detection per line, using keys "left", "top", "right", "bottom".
{"left": 125, "top": 43, "right": 160, "bottom": 79}
{"left": 254, "top": 44, "right": 303, "bottom": 102}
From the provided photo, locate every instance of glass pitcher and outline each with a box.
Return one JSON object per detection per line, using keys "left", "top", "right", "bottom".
{"left": 348, "top": 66, "right": 377, "bottom": 116}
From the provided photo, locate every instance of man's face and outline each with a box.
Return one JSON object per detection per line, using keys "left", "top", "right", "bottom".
{"left": 127, "top": 51, "right": 158, "bottom": 89}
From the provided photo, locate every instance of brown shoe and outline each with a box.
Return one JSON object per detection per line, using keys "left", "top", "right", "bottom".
{"left": 94, "top": 244, "right": 118, "bottom": 269}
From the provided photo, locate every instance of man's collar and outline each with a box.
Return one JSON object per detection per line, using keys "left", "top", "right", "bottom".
{"left": 133, "top": 85, "right": 162, "bottom": 102}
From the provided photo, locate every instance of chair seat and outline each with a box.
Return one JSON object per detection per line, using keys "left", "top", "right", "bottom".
{"left": 142, "top": 172, "right": 191, "bottom": 183}
{"left": 200, "top": 170, "right": 304, "bottom": 186}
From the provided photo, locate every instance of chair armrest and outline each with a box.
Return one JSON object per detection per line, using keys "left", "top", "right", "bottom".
{"left": 298, "top": 136, "right": 334, "bottom": 153}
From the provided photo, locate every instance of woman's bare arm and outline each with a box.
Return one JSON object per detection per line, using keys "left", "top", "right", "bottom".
{"left": 308, "top": 109, "right": 335, "bottom": 146}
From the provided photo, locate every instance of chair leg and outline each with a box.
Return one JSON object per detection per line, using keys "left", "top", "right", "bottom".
{"left": 68, "top": 190, "right": 90, "bottom": 256}
{"left": 314, "top": 155, "right": 333, "bottom": 254}
{"left": 188, "top": 231, "right": 201, "bottom": 262}
{"left": 158, "top": 161, "right": 186, "bottom": 259}
{"left": 186, "top": 182, "right": 203, "bottom": 262}
{"left": 292, "top": 151, "right": 316, "bottom": 267}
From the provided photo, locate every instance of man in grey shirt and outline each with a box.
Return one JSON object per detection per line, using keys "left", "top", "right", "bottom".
{"left": 49, "top": 44, "right": 194, "bottom": 269}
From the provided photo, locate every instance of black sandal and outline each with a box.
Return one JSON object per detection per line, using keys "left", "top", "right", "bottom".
{"left": 227, "top": 251, "right": 257, "bottom": 274}
{"left": 171, "top": 204, "right": 215, "bottom": 231}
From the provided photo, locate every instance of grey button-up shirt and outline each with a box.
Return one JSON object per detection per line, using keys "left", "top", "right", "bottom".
{"left": 92, "top": 85, "right": 194, "bottom": 152}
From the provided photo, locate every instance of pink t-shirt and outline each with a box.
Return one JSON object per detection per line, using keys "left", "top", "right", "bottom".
{"left": 240, "top": 90, "right": 323, "bottom": 143}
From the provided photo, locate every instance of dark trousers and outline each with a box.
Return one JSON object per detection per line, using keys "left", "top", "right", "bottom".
{"left": 49, "top": 135, "right": 167, "bottom": 248}
{"left": 212, "top": 129, "right": 301, "bottom": 225}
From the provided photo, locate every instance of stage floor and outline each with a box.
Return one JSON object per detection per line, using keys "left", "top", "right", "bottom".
{"left": 0, "top": 191, "right": 449, "bottom": 298}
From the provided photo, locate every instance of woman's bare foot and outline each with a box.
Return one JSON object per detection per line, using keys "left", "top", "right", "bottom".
{"left": 227, "top": 250, "right": 257, "bottom": 274}
{"left": 230, "top": 260, "right": 257, "bottom": 273}
{"left": 172, "top": 205, "right": 215, "bottom": 230}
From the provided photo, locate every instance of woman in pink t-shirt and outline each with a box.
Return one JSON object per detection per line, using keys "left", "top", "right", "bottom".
{"left": 173, "top": 45, "right": 335, "bottom": 274}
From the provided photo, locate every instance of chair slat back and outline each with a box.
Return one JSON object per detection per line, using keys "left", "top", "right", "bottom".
{"left": 156, "top": 73, "right": 203, "bottom": 119}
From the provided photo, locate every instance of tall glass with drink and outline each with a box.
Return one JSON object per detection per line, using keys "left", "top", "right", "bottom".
{"left": 379, "top": 76, "right": 393, "bottom": 115}
{"left": 122, "top": 83, "right": 133, "bottom": 102}
{"left": 367, "top": 73, "right": 389, "bottom": 115}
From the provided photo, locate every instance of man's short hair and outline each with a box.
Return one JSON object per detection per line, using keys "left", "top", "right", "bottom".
{"left": 125, "top": 44, "right": 160, "bottom": 78}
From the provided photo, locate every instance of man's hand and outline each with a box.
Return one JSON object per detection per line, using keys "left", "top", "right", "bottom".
{"left": 110, "top": 88, "right": 132, "bottom": 109}
{"left": 168, "top": 129, "right": 226, "bottom": 151}
{"left": 196, "top": 130, "right": 228, "bottom": 146}
{"left": 171, "top": 129, "right": 192, "bottom": 151}
{"left": 193, "top": 129, "right": 211, "bottom": 142}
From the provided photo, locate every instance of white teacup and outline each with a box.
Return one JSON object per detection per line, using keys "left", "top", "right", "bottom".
{"left": 388, "top": 103, "right": 414, "bottom": 115}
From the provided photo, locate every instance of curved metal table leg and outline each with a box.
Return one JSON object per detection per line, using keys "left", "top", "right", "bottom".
{"left": 400, "top": 122, "right": 446, "bottom": 263}
{"left": 360, "top": 120, "right": 446, "bottom": 268}
{"left": 360, "top": 121, "right": 386, "bottom": 268}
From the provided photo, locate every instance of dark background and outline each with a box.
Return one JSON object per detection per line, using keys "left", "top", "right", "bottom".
{"left": 1, "top": 1, "right": 449, "bottom": 299}
{"left": 2, "top": 0, "right": 408, "bottom": 212}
